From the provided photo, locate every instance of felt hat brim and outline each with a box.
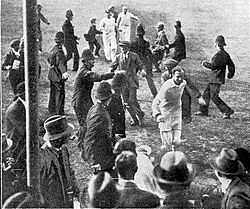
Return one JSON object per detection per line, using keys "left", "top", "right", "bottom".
{"left": 43, "top": 123, "right": 74, "bottom": 141}
{"left": 153, "top": 163, "right": 195, "bottom": 186}
{"left": 209, "top": 157, "right": 245, "bottom": 176}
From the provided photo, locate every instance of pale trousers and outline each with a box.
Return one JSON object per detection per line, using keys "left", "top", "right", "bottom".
{"left": 103, "top": 34, "right": 117, "bottom": 62}
{"left": 160, "top": 129, "right": 181, "bottom": 151}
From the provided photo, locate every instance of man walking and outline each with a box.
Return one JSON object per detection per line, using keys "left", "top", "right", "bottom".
{"left": 82, "top": 82, "right": 116, "bottom": 177}
{"left": 72, "top": 49, "right": 114, "bottom": 143}
{"left": 130, "top": 24, "right": 158, "bottom": 97}
{"left": 195, "top": 35, "right": 235, "bottom": 119}
{"left": 48, "top": 31, "right": 69, "bottom": 115}
{"left": 152, "top": 66, "right": 186, "bottom": 150}
{"left": 62, "top": 9, "right": 80, "bottom": 71}
{"left": 110, "top": 41, "right": 147, "bottom": 126}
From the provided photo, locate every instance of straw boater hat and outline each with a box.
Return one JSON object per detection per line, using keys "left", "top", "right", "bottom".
{"left": 43, "top": 115, "right": 74, "bottom": 141}
{"left": 153, "top": 151, "right": 195, "bottom": 186}
{"left": 210, "top": 148, "right": 245, "bottom": 176}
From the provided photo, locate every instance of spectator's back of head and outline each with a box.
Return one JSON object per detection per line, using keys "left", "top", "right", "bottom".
{"left": 88, "top": 172, "right": 120, "bottom": 208}
{"left": 115, "top": 151, "right": 138, "bottom": 180}
{"left": 113, "top": 139, "right": 137, "bottom": 156}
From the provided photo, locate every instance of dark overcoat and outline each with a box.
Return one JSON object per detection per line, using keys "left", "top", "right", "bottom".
{"left": 62, "top": 19, "right": 78, "bottom": 52}
{"left": 5, "top": 97, "right": 26, "bottom": 170}
{"left": 72, "top": 65, "right": 114, "bottom": 126}
{"left": 203, "top": 49, "right": 235, "bottom": 84}
{"left": 82, "top": 102, "right": 115, "bottom": 170}
{"left": 169, "top": 30, "right": 186, "bottom": 62}
{"left": 117, "top": 181, "right": 160, "bottom": 208}
{"left": 221, "top": 177, "right": 250, "bottom": 209}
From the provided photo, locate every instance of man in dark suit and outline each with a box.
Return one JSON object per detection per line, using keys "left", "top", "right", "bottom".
{"left": 82, "top": 82, "right": 116, "bottom": 176}
{"left": 40, "top": 115, "right": 79, "bottom": 208}
{"left": 5, "top": 82, "right": 26, "bottom": 172}
{"left": 210, "top": 148, "right": 250, "bottom": 209}
{"left": 115, "top": 151, "right": 160, "bottom": 208}
{"left": 130, "top": 23, "right": 158, "bottom": 97}
{"left": 62, "top": 9, "right": 80, "bottom": 71}
{"left": 110, "top": 41, "right": 147, "bottom": 126}
{"left": 195, "top": 35, "right": 235, "bottom": 119}
{"left": 72, "top": 49, "right": 114, "bottom": 146}
{"left": 48, "top": 31, "right": 69, "bottom": 115}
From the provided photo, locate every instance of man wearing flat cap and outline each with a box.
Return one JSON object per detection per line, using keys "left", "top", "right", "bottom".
{"left": 2, "top": 38, "right": 25, "bottom": 95}
{"left": 110, "top": 40, "right": 147, "bottom": 126}
{"left": 48, "top": 31, "right": 69, "bottom": 115}
{"left": 72, "top": 49, "right": 114, "bottom": 145}
{"left": 62, "top": 9, "right": 80, "bottom": 72}
{"left": 82, "top": 82, "right": 116, "bottom": 177}
{"left": 40, "top": 115, "right": 79, "bottom": 208}
{"left": 195, "top": 35, "right": 235, "bottom": 119}
{"left": 210, "top": 148, "right": 250, "bottom": 209}
{"left": 153, "top": 151, "right": 198, "bottom": 208}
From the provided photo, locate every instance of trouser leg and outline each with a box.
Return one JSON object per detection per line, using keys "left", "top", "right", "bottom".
{"left": 57, "top": 82, "right": 65, "bottom": 115}
{"left": 103, "top": 36, "right": 111, "bottom": 61}
{"left": 199, "top": 84, "right": 211, "bottom": 115}
{"left": 88, "top": 42, "right": 94, "bottom": 53}
{"left": 110, "top": 36, "right": 117, "bottom": 62}
{"left": 129, "top": 87, "right": 144, "bottom": 120}
{"left": 48, "top": 81, "right": 57, "bottom": 114}
{"left": 146, "top": 74, "right": 158, "bottom": 97}
{"left": 210, "top": 83, "right": 234, "bottom": 114}
{"left": 73, "top": 45, "right": 79, "bottom": 71}
{"left": 182, "top": 87, "right": 192, "bottom": 121}
{"left": 93, "top": 39, "right": 101, "bottom": 56}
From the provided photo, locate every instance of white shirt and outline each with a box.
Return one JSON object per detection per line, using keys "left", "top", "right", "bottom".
{"left": 99, "top": 17, "right": 116, "bottom": 35}
{"left": 118, "top": 12, "right": 138, "bottom": 28}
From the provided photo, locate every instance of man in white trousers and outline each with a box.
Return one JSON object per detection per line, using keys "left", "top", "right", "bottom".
{"left": 117, "top": 6, "right": 138, "bottom": 42}
{"left": 100, "top": 10, "right": 117, "bottom": 62}
{"left": 152, "top": 66, "right": 187, "bottom": 151}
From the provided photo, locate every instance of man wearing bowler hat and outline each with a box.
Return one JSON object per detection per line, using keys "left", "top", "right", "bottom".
{"left": 110, "top": 40, "right": 147, "bottom": 126}
{"left": 195, "top": 35, "right": 235, "bottom": 119}
{"left": 82, "top": 82, "right": 116, "bottom": 176}
{"left": 153, "top": 151, "right": 198, "bottom": 208}
{"left": 210, "top": 148, "right": 250, "bottom": 209}
{"left": 40, "top": 115, "right": 79, "bottom": 208}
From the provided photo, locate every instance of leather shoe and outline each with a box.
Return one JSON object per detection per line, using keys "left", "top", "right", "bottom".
{"left": 223, "top": 110, "right": 234, "bottom": 119}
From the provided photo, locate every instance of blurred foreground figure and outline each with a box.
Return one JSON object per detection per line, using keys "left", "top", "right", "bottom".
{"left": 210, "top": 148, "right": 250, "bottom": 209}
{"left": 48, "top": 31, "right": 69, "bottom": 115}
{"left": 36, "top": 4, "right": 50, "bottom": 51}
{"left": 40, "top": 115, "right": 79, "bottom": 208}
{"left": 152, "top": 67, "right": 186, "bottom": 150}
{"left": 195, "top": 35, "right": 235, "bottom": 119}
{"left": 153, "top": 151, "right": 198, "bottom": 208}
{"left": 115, "top": 151, "right": 160, "bottom": 208}
{"left": 87, "top": 172, "right": 120, "bottom": 208}
{"left": 62, "top": 9, "right": 80, "bottom": 71}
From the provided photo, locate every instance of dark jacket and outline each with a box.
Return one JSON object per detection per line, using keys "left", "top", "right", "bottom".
{"left": 106, "top": 93, "right": 126, "bottom": 139}
{"left": 117, "top": 181, "right": 160, "bottom": 208}
{"left": 40, "top": 144, "right": 77, "bottom": 208}
{"left": 2, "top": 49, "right": 19, "bottom": 71}
{"left": 203, "top": 48, "right": 235, "bottom": 84}
{"left": 110, "top": 51, "right": 145, "bottom": 88}
{"left": 62, "top": 19, "right": 78, "bottom": 48}
{"left": 130, "top": 37, "right": 153, "bottom": 75}
{"left": 169, "top": 30, "right": 186, "bottom": 62}
{"left": 155, "top": 30, "right": 169, "bottom": 47}
{"left": 83, "top": 102, "right": 115, "bottom": 170}
{"left": 5, "top": 97, "right": 26, "bottom": 170}
{"left": 72, "top": 64, "right": 114, "bottom": 126}
{"left": 221, "top": 177, "right": 250, "bottom": 209}
{"left": 86, "top": 25, "right": 102, "bottom": 42}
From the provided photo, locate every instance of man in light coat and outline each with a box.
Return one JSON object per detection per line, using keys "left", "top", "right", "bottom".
{"left": 117, "top": 6, "right": 138, "bottom": 42}
{"left": 152, "top": 66, "right": 186, "bottom": 150}
{"left": 99, "top": 10, "right": 117, "bottom": 62}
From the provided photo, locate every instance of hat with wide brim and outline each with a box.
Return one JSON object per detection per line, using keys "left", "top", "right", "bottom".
{"left": 209, "top": 148, "right": 245, "bottom": 176}
{"left": 153, "top": 151, "right": 196, "bottom": 186}
{"left": 43, "top": 115, "right": 74, "bottom": 141}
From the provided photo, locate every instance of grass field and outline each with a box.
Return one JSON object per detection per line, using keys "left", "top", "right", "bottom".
{"left": 1, "top": 0, "right": 250, "bottom": 207}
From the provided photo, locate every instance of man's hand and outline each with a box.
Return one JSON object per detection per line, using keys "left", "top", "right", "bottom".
{"left": 62, "top": 72, "right": 70, "bottom": 79}
{"left": 140, "top": 69, "right": 147, "bottom": 77}
{"left": 156, "top": 115, "right": 165, "bottom": 123}
{"left": 4, "top": 65, "right": 12, "bottom": 70}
